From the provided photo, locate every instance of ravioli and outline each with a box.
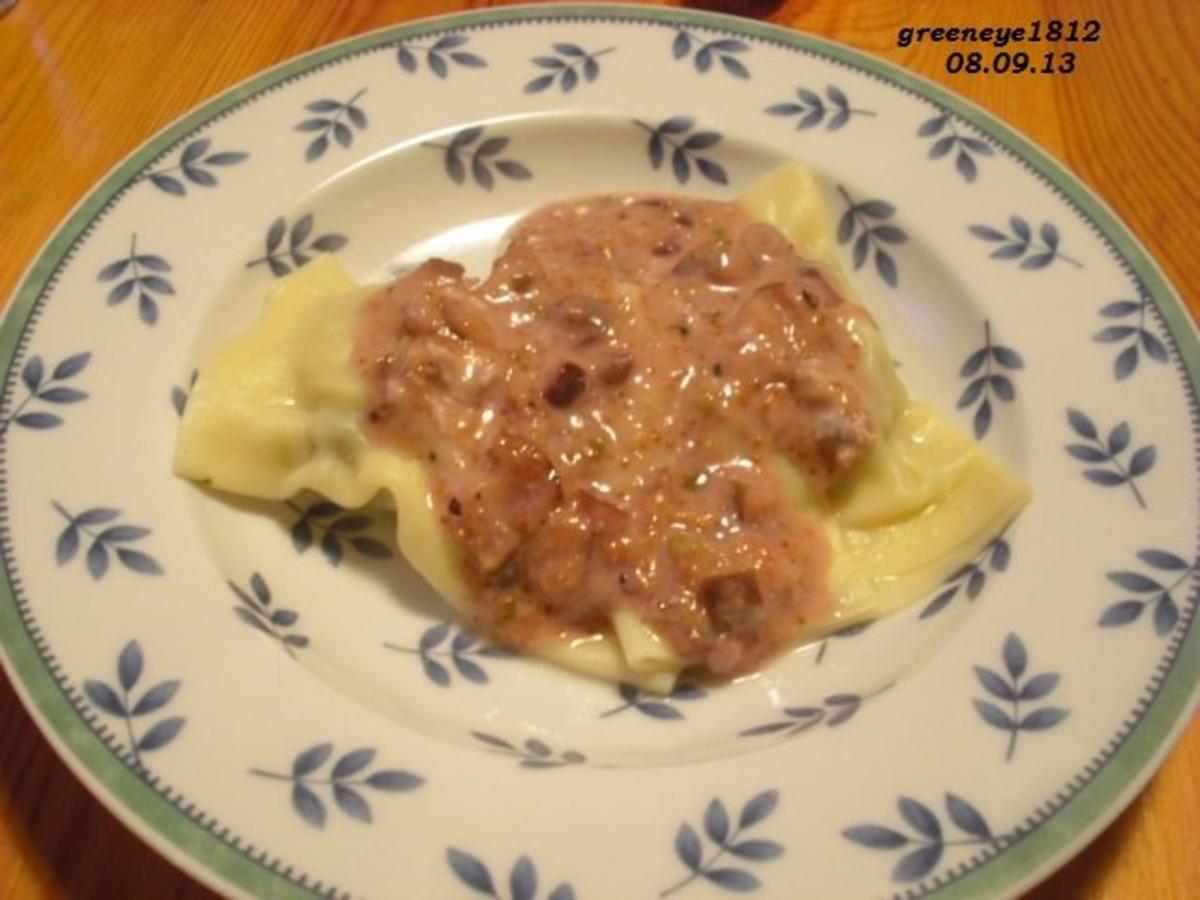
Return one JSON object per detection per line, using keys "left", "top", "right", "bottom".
{"left": 176, "top": 163, "right": 1029, "bottom": 690}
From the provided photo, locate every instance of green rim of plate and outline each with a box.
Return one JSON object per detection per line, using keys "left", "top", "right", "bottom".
{"left": 0, "top": 6, "right": 1196, "bottom": 898}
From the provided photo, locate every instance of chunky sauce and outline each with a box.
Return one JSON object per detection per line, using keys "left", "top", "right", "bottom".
{"left": 355, "top": 195, "right": 881, "bottom": 675}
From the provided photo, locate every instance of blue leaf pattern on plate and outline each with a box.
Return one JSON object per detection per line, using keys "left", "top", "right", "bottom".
{"left": 83, "top": 639, "right": 184, "bottom": 773}
{"left": 424, "top": 126, "right": 533, "bottom": 190}
{"left": 447, "top": 848, "right": 576, "bottom": 900}
{"left": 973, "top": 633, "right": 1068, "bottom": 761}
{"left": 835, "top": 187, "right": 906, "bottom": 288}
{"left": 97, "top": 234, "right": 176, "bottom": 325}
{"left": 917, "top": 109, "right": 994, "bottom": 183}
{"left": 384, "top": 622, "right": 512, "bottom": 687}
{"left": 634, "top": 117, "right": 728, "bottom": 186}
{"left": 251, "top": 743, "right": 423, "bottom": 828}
{"left": 0, "top": 351, "right": 90, "bottom": 435}
{"left": 53, "top": 502, "right": 163, "bottom": 578}
{"left": 142, "top": 138, "right": 248, "bottom": 196}
{"left": 170, "top": 369, "right": 198, "bottom": 417}
{"left": 525, "top": 43, "right": 614, "bottom": 94}
{"left": 956, "top": 320, "right": 1023, "bottom": 439}
{"left": 968, "top": 216, "right": 1082, "bottom": 269}
{"left": 229, "top": 573, "right": 309, "bottom": 655}
{"left": 246, "top": 213, "right": 347, "bottom": 277}
{"left": 670, "top": 30, "right": 750, "bottom": 79}
{"left": 285, "top": 497, "right": 392, "bottom": 564}
{"left": 1094, "top": 295, "right": 1169, "bottom": 380}
{"left": 599, "top": 681, "right": 707, "bottom": 721}
{"left": 396, "top": 34, "right": 487, "bottom": 78}
{"left": 470, "top": 732, "right": 586, "bottom": 769}
{"left": 296, "top": 89, "right": 368, "bottom": 162}
{"left": 921, "top": 530, "right": 1012, "bottom": 618}
{"left": 1099, "top": 549, "right": 1195, "bottom": 636}
{"left": 1064, "top": 408, "right": 1155, "bottom": 508}
{"left": 740, "top": 685, "right": 891, "bottom": 738}
{"left": 764, "top": 84, "right": 874, "bottom": 131}
{"left": 812, "top": 619, "right": 872, "bottom": 664}
{"left": 844, "top": 793, "right": 1009, "bottom": 882}
{"left": 661, "top": 790, "right": 782, "bottom": 895}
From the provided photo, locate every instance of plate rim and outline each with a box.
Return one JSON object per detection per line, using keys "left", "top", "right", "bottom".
{"left": 0, "top": 5, "right": 1197, "bottom": 899}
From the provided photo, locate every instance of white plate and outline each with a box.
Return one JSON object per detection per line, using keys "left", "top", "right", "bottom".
{"left": 1, "top": 6, "right": 1197, "bottom": 899}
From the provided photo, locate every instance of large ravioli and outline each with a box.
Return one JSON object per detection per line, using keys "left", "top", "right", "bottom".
{"left": 176, "top": 163, "right": 1029, "bottom": 690}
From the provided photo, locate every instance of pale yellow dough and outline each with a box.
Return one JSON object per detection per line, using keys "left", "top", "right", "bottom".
{"left": 176, "top": 163, "right": 1030, "bottom": 691}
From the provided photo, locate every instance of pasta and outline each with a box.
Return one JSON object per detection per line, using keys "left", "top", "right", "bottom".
{"left": 176, "top": 163, "right": 1029, "bottom": 690}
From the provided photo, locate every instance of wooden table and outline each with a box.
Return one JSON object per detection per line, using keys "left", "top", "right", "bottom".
{"left": 0, "top": 1, "right": 1196, "bottom": 896}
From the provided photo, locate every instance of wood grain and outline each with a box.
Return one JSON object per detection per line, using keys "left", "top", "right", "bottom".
{"left": 0, "top": 1, "right": 1196, "bottom": 897}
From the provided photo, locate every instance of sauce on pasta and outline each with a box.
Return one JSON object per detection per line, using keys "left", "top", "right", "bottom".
{"left": 355, "top": 195, "right": 883, "bottom": 675}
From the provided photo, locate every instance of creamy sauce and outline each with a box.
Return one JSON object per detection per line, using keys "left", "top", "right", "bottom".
{"left": 355, "top": 195, "right": 881, "bottom": 676}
